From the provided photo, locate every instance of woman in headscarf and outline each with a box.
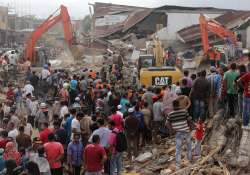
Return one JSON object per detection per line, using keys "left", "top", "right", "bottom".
{"left": 3, "top": 142, "right": 21, "bottom": 166}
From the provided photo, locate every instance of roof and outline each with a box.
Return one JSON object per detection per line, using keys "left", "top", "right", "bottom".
{"left": 92, "top": 3, "right": 153, "bottom": 38}
{"left": 156, "top": 5, "right": 230, "bottom": 13}
{"left": 177, "top": 10, "right": 250, "bottom": 43}
{"left": 178, "top": 11, "right": 250, "bottom": 43}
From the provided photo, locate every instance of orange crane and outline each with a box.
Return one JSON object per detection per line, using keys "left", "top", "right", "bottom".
{"left": 25, "top": 5, "right": 73, "bottom": 61}
{"left": 199, "top": 14, "right": 237, "bottom": 55}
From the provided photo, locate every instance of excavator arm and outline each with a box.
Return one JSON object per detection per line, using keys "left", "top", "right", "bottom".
{"left": 199, "top": 14, "right": 237, "bottom": 54}
{"left": 25, "top": 5, "right": 73, "bottom": 61}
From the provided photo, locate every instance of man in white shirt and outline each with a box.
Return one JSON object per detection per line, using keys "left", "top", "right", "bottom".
{"left": 41, "top": 64, "right": 51, "bottom": 80}
{"left": 71, "top": 112, "right": 83, "bottom": 139}
{"left": 8, "top": 122, "right": 19, "bottom": 148}
{"left": 23, "top": 81, "right": 34, "bottom": 96}
{"left": 60, "top": 102, "right": 69, "bottom": 119}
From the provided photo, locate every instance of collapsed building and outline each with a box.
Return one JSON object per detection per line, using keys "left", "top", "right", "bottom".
{"left": 91, "top": 2, "right": 250, "bottom": 52}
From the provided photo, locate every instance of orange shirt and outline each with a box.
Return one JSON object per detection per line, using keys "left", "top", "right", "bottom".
{"left": 215, "top": 50, "right": 221, "bottom": 61}
{"left": 208, "top": 50, "right": 215, "bottom": 60}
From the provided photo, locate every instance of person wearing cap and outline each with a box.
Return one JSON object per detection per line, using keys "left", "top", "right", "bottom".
{"left": 124, "top": 107, "right": 140, "bottom": 161}
{"left": 35, "top": 103, "right": 49, "bottom": 131}
{"left": 72, "top": 97, "right": 81, "bottom": 112}
{"left": 206, "top": 66, "right": 222, "bottom": 118}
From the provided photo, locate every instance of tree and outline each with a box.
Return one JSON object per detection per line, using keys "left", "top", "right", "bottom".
{"left": 82, "top": 15, "right": 91, "bottom": 33}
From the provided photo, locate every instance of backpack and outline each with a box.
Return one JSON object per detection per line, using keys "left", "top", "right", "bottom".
{"left": 113, "top": 131, "right": 127, "bottom": 152}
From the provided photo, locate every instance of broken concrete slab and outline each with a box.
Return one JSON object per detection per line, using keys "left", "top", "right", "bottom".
{"left": 135, "top": 152, "right": 153, "bottom": 163}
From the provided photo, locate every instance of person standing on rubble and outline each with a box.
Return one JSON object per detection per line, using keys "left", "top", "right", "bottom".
{"left": 207, "top": 66, "right": 222, "bottom": 118}
{"left": 166, "top": 100, "right": 192, "bottom": 169}
{"left": 124, "top": 108, "right": 140, "bottom": 161}
{"left": 190, "top": 70, "right": 210, "bottom": 121}
{"left": 236, "top": 65, "right": 247, "bottom": 118}
{"left": 142, "top": 87, "right": 155, "bottom": 111}
{"left": 223, "top": 63, "right": 239, "bottom": 118}
{"left": 152, "top": 96, "right": 164, "bottom": 139}
{"left": 237, "top": 66, "right": 250, "bottom": 126}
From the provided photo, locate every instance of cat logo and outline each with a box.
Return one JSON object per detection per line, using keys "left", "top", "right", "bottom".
{"left": 152, "top": 76, "right": 172, "bottom": 86}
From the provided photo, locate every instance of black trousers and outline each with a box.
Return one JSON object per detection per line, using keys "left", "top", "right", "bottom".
{"left": 227, "top": 93, "right": 237, "bottom": 117}
{"left": 73, "top": 165, "right": 81, "bottom": 175}
{"left": 51, "top": 167, "right": 63, "bottom": 175}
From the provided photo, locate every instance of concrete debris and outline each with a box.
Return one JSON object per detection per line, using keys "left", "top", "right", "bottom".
{"left": 135, "top": 152, "right": 153, "bottom": 163}
{"left": 160, "top": 169, "right": 172, "bottom": 175}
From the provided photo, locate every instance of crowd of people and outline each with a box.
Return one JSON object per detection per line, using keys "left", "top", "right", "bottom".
{"left": 0, "top": 53, "right": 250, "bottom": 175}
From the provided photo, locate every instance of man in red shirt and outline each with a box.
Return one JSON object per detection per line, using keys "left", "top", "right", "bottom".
{"left": 39, "top": 122, "right": 52, "bottom": 144}
{"left": 6, "top": 84, "right": 15, "bottom": 102}
{"left": 84, "top": 135, "right": 107, "bottom": 175}
{"left": 238, "top": 71, "right": 250, "bottom": 126}
{"left": 44, "top": 133, "right": 64, "bottom": 175}
{"left": 108, "top": 107, "right": 124, "bottom": 131}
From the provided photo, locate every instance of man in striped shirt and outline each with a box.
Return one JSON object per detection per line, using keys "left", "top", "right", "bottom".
{"left": 167, "top": 100, "right": 192, "bottom": 169}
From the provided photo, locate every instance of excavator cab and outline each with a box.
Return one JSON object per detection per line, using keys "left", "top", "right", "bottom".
{"left": 138, "top": 54, "right": 182, "bottom": 87}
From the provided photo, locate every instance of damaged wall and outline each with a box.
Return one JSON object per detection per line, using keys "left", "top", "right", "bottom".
{"left": 157, "top": 12, "right": 221, "bottom": 42}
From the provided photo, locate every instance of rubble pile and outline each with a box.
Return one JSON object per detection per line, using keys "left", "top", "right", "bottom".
{"left": 124, "top": 109, "right": 250, "bottom": 175}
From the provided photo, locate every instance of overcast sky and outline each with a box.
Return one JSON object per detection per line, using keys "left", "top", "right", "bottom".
{"left": 0, "top": 0, "right": 249, "bottom": 19}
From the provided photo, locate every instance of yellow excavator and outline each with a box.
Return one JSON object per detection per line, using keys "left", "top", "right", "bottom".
{"left": 139, "top": 37, "right": 182, "bottom": 87}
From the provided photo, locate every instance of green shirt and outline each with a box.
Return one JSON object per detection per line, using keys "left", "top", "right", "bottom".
{"left": 223, "top": 70, "right": 239, "bottom": 94}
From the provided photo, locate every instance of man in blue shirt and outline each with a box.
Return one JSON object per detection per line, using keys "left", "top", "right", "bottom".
{"left": 64, "top": 108, "right": 76, "bottom": 143}
{"left": 206, "top": 66, "right": 222, "bottom": 118}
{"left": 69, "top": 75, "right": 78, "bottom": 104}
{"left": 67, "top": 133, "right": 83, "bottom": 175}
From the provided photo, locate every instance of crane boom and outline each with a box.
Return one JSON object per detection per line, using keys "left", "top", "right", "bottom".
{"left": 25, "top": 5, "right": 73, "bottom": 61}
{"left": 199, "top": 14, "right": 237, "bottom": 54}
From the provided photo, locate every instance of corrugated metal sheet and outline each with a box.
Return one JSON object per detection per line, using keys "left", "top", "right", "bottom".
{"left": 177, "top": 10, "right": 250, "bottom": 43}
